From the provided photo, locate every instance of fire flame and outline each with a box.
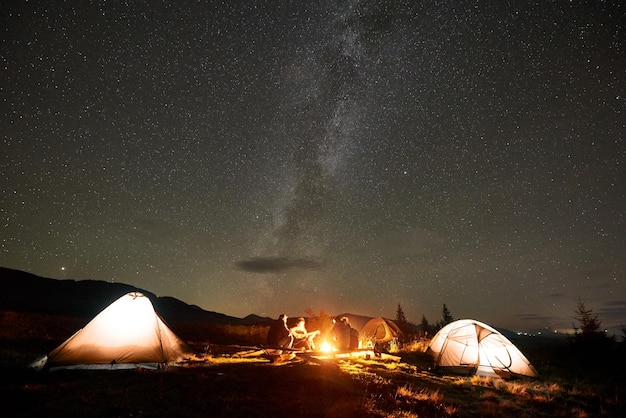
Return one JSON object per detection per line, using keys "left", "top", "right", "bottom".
{"left": 320, "top": 341, "right": 334, "bottom": 353}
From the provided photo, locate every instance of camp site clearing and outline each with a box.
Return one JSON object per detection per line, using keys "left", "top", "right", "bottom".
{"left": 0, "top": 289, "right": 624, "bottom": 417}
{"left": 2, "top": 309, "right": 625, "bottom": 417}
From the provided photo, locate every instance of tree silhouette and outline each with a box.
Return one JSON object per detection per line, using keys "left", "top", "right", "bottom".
{"left": 572, "top": 299, "right": 614, "bottom": 353}
{"left": 420, "top": 314, "right": 430, "bottom": 338}
{"left": 573, "top": 299, "right": 602, "bottom": 336}
{"left": 396, "top": 303, "right": 408, "bottom": 324}
{"left": 395, "top": 303, "right": 411, "bottom": 343}
{"left": 441, "top": 304, "right": 453, "bottom": 327}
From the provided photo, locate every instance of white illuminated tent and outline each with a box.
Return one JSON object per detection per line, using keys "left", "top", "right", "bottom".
{"left": 47, "top": 292, "right": 193, "bottom": 370}
{"left": 426, "top": 319, "right": 538, "bottom": 379}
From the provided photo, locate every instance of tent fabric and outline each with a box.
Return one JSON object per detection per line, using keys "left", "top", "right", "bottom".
{"left": 359, "top": 317, "right": 401, "bottom": 346}
{"left": 426, "top": 319, "right": 537, "bottom": 379}
{"left": 47, "top": 292, "right": 192, "bottom": 368}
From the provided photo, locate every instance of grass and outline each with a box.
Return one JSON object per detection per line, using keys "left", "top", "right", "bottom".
{"left": 1, "top": 310, "right": 625, "bottom": 417}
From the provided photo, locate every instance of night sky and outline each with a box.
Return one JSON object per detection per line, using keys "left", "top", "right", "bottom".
{"left": 2, "top": 1, "right": 624, "bottom": 334}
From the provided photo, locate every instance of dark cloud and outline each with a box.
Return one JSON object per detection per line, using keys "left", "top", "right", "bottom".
{"left": 235, "top": 257, "right": 323, "bottom": 274}
{"left": 514, "top": 313, "right": 560, "bottom": 322}
{"left": 599, "top": 301, "right": 626, "bottom": 325}
{"left": 603, "top": 301, "right": 626, "bottom": 307}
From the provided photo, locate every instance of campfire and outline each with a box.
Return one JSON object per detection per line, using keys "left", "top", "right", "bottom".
{"left": 314, "top": 338, "right": 398, "bottom": 363}
{"left": 320, "top": 340, "right": 335, "bottom": 353}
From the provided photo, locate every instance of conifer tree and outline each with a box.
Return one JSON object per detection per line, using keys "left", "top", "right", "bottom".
{"left": 396, "top": 303, "right": 408, "bottom": 324}
{"left": 420, "top": 314, "right": 430, "bottom": 338}
{"left": 441, "top": 304, "right": 453, "bottom": 327}
{"left": 572, "top": 299, "right": 614, "bottom": 352}
{"left": 395, "top": 303, "right": 410, "bottom": 343}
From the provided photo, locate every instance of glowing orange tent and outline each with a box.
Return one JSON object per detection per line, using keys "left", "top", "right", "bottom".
{"left": 47, "top": 292, "right": 193, "bottom": 369}
{"left": 359, "top": 317, "right": 401, "bottom": 348}
{"left": 426, "top": 319, "right": 538, "bottom": 379}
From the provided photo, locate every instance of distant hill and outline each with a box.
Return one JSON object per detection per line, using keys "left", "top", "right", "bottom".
{"left": 0, "top": 267, "right": 267, "bottom": 326}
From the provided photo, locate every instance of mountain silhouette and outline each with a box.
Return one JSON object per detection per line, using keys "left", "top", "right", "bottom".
{"left": 0, "top": 267, "right": 261, "bottom": 325}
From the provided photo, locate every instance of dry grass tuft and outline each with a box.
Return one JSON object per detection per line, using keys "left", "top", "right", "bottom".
{"left": 400, "top": 340, "right": 429, "bottom": 353}
{"left": 570, "top": 407, "right": 590, "bottom": 418}
{"left": 386, "top": 410, "right": 419, "bottom": 418}
{"left": 396, "top": 384, "right": 443, "bottom": 403}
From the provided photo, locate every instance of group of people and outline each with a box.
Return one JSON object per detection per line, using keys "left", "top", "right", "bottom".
{"left": 266, "top": 314, "right": 359, "bottom": 351}
{"left": 329, "top": 316, "right": 359, "bottom": 350}
{"left": 266, "top": 314, "right": 320, "bottom": 351}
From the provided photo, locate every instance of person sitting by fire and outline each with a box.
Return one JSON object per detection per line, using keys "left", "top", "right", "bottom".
{"left": 290, "top": 317, "right": 320, "bottom": 351}
{"left": 267, "top": 314, "right": 293, "bottom": 349}
{"left": 330, "top": 316, "right": 353, "bottom": 350}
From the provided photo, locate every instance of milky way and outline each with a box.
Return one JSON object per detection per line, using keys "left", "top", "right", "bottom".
{"left": 2, "top": 1, "right": 624, "bottom": 333}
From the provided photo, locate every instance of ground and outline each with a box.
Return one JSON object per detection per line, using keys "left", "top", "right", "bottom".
{"left": 1, "top": 311, "right": 625, "bottom": 417}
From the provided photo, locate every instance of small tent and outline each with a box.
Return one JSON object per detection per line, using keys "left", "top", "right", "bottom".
{"left": 359, "top": 317, "right": 401, "bottom": 349}
{"left": 47, "top": 292, "right": 193, "bottom": 369}
{"left": 426, "top": 319, "right": 537, "bottom": 379}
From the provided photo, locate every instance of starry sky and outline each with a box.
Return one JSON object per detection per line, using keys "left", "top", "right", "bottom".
{"left": 2, "top": 1, "right": 624, "bottom": 334}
